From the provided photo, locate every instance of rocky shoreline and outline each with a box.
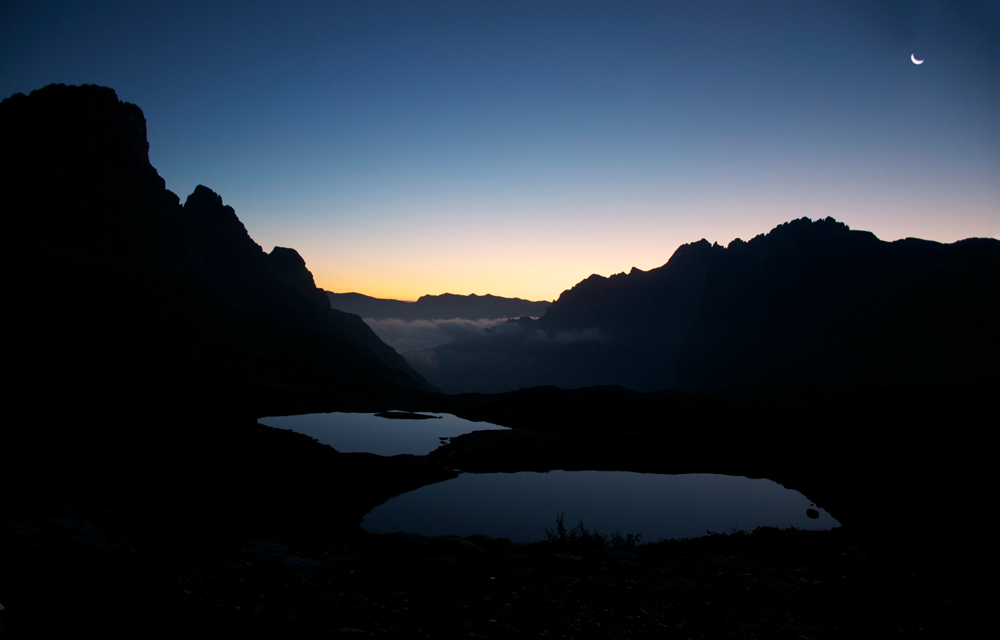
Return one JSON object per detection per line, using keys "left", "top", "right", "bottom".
{"left": 3, "top": 382, "right": 993, "bottom": 637}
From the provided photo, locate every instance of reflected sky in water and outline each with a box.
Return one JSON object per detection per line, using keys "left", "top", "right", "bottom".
{"left": 258, "top": 412, "right": 505, "bottom": 456}
{"left": 364, "top": 471, "right": 839, "bottom": 542}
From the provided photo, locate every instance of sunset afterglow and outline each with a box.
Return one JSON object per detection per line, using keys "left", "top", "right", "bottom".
{"left": 3, "top": 1, "right": 997, "bottom": 302}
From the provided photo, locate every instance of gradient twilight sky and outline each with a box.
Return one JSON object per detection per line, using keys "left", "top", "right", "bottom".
{"left": 3, "top": 1, "right": 998, "bottom": 301}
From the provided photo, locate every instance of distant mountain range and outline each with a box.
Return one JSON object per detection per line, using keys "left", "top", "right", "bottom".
{"left": 408, "top": 217, "right": 1000, "bottom": 393}
{"left": 327, "top": 291, "right": 550, "bottom": 321}
{"left": 8, "top": 84, "right": 996, "bottom": 402}
{"left": 4, "top": 83, "right": 435, "bottom": 396}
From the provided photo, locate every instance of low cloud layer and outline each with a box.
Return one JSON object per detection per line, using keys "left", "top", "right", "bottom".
{"left": 401, "top": 322, "right": 620, "bottom": 394}
{"left": 366, "top": 315, "right": 607, "bottom": 356}
{"left": 363, "top": 317, "right": 513, "bottom": 353}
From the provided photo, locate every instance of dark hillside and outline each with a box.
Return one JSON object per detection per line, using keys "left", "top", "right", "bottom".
{"left": 411, "top": 217, "right": 999, "bottom": 393}
{"left": 1, "top": 84, "right": 450, "bottom": 562}
{"left": 2, "top": 83, "right": 434, "bottom": 396}
{"left": 674, "top": 218, "right": 1000, "bottom": 389}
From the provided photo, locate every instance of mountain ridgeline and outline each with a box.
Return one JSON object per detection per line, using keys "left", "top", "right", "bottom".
{"left": 3, "top": 83, "right": 435, "bottom": 397}
{"left": 6, "top": 84, "right": 996, "bottom": 401}
{"left": 408, "top": 218, "right": 1000, "bottom": 393}
{"left": 327, "top": 292, "right": 550, "bottom": 322}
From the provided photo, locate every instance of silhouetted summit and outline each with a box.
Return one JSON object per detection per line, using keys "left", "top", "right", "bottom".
{"left": 4, "top": 83, "right": 434, "bottom": 395}
{"left": 540, "top": 238, "right": 714, "bottom": 336}
{"left": 269, "top": 246, "right": 326, "bottom": 303}
{"left": 675, "top": 217, "right": 999, "bottom": 389}
{"left": 409, "top": 217, "right": 999, "bottom": 393}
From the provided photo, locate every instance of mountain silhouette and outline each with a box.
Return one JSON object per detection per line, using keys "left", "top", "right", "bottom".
{"left": 673, "top": 218, "right": 999, "bottom": 389}
{"left": 328, "top": 291, "right": 550, "bottom": 321}
{"left": 3, "top": 83, "right": 435, "bottom": 397}
{"left": 409, "top": 218, "right": 999, "bottom": 393}
{"left": 2, "top": 85, "right": 994, "bottom": 631}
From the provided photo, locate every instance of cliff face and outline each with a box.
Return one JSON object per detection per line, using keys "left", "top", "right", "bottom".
{"left": 3, "top": 84, "right": 435, "bottom": 396}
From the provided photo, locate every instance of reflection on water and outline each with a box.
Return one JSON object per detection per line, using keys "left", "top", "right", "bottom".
{"left": 258, "top": 412, "right": 505, "bottom": 456}
{"left": 363, "top": 471, "right": 840, "bottom": 542}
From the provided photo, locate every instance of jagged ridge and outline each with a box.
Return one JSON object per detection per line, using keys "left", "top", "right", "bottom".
{"left": 409, "top": 217, "right": 1000, "bottom": 393}
{"left": 3, "top": 83, "right": 435, "bottom": 395}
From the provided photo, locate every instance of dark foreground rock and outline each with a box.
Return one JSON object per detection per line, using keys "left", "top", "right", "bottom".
{"left": 3, "top": 381, "right": 991, "bottom": 637}
{"left": 0, "top": 509, "right": 988, "bottom": 638}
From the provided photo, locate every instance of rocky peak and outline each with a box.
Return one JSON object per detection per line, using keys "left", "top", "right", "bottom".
{"left": 664, "top": 238, "right": 715, "bottom": 266}
{"left": 183, "top": 185, "right": 257, "bottom": 248}
{"left": 267, "top": 246, "right": 328, "bottom": 307}
{"left": 5, "top": 83, "right": 436, "bottom": 393}
{"left": 2, "top": 84, "right": 154, "bottom": 182}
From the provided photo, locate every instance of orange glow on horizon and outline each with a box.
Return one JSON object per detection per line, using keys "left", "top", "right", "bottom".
{"left": 281, "top": 188, "right": 998, "bottom": 304}
{"left": 312, "top": 267, "right": 575, "bottom": 303}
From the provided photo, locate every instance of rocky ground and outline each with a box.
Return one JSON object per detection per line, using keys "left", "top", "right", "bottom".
{"left": 2, "top": 384, "right": 993, "bottom": 637}
{"left": 1, "top": 507, "right": 988, "bottom": 638}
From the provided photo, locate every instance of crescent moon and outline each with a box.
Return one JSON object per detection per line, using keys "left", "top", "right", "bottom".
{"left": 911, "top": 54, "right": 924, "bottom": 65}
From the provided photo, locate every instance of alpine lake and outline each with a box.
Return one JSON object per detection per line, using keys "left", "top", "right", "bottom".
{"left": 259, "top": 411, "right": 840, "bottom": 543}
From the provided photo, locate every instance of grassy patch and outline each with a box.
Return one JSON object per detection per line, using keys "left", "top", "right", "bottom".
{"left": 544, "top": 513, "right": 641, "bottom": 550}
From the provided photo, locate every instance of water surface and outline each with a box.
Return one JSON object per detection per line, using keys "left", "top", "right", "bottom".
{"left": 258, "top": 412, "right": 505, "bottom": 456}
{"left": 363, "top": 471, "right": 839, "bottom": 542}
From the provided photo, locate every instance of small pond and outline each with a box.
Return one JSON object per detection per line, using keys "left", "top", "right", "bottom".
{"left": 363, "top": 471, "right": 839, "bottom": 542}
{"left": 258, "top": 412, "right": 506, "bottom": 456}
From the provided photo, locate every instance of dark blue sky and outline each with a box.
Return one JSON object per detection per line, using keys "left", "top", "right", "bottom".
{"left": 3, "top": 1, "right": 998, "bottom": 299}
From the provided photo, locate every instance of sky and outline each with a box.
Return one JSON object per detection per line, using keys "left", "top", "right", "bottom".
{"left": 3, "top": 1, "right": 998, "bottom": 301}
